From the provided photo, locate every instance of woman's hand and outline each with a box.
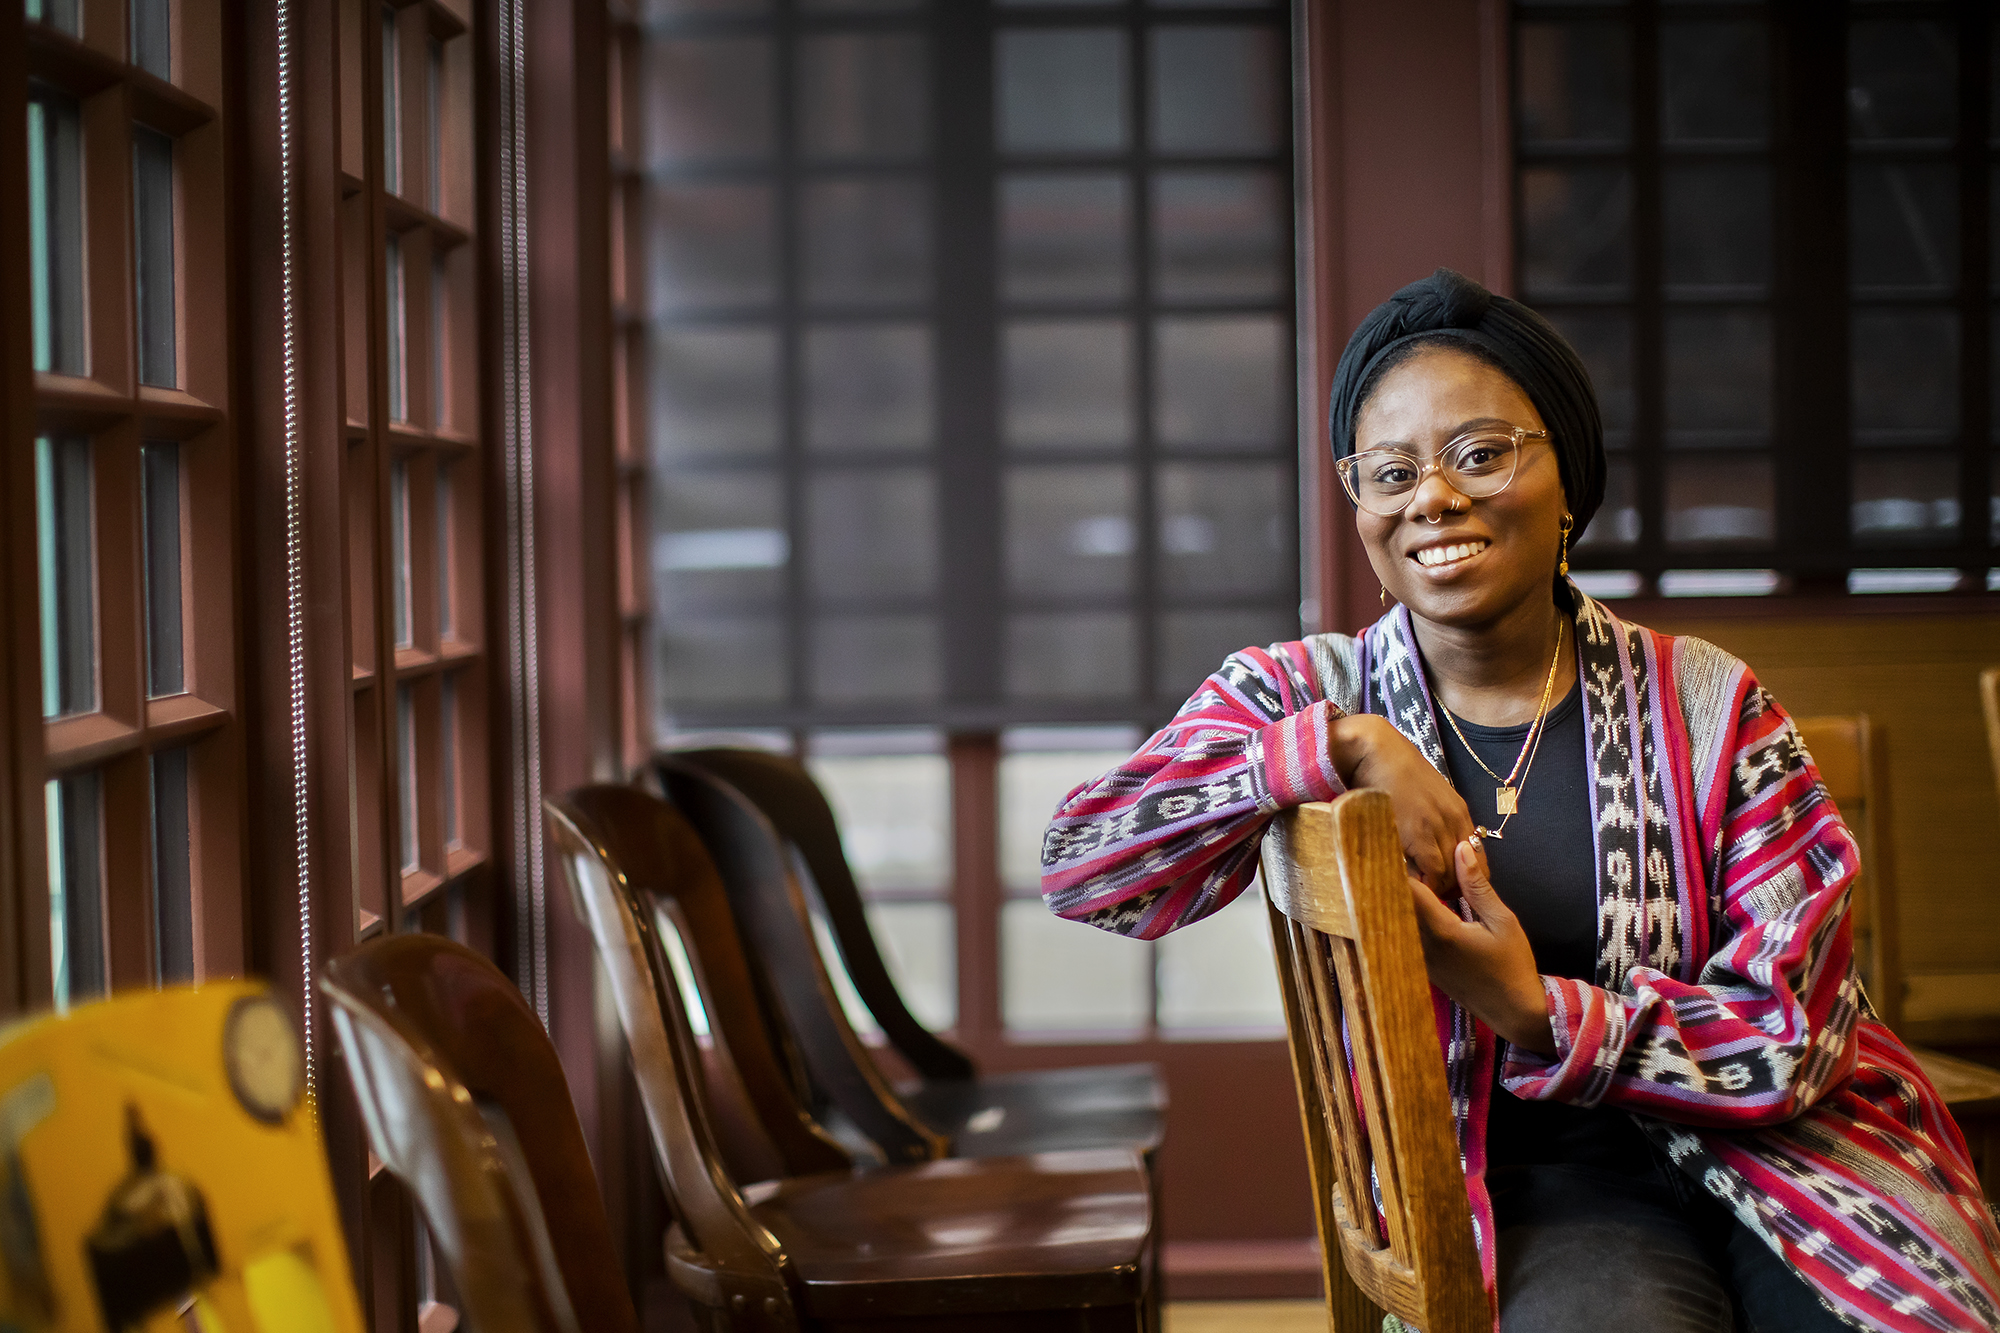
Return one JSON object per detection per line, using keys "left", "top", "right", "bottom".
{"left": 1409, "top": 837, "right": 1556, "bottom": 1058}
{"left": 1329, "top": 713, "right": 1476, "bottom": 895}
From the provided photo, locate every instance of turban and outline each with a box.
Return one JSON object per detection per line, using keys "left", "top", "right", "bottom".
{"left": 1327, "top": 267, "right": 1605, "bottom": 536}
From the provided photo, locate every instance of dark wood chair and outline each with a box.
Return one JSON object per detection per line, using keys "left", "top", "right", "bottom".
{"left": 1261, "top": 791, "right": 1488, "bottom": 1333}
{"left": 321, "top": 934, "right": 641, "bottom": 1333}
{"left": 652, "top": 747, "right": 1167, "bottom": 1162}
{"left": 546, "top": 783, "right": 1159, "bottom": 1332}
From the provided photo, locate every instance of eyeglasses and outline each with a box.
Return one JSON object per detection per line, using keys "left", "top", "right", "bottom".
{"left": 1334, "top": 425, "right": 1549, "bottom": 517}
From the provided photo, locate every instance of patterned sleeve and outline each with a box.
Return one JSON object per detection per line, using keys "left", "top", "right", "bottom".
{"left": 1039, "top": 639, "right": 1349, "bottom": 940}
{"left": 1500, "top": 674, "right": 1864, "bottom": 1127}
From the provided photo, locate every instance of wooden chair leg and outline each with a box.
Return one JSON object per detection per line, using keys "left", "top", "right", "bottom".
{"left": 1327, "top": 1241, "right": 1387, "bottom": 1333}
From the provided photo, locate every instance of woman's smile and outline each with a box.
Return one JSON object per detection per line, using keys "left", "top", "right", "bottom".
{"left": 1409, "top": 535, "right": 1492, "bottom": 575}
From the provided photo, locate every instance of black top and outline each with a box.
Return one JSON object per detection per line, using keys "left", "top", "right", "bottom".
{"left": 1434, "top": 675, "right": 1656, "bottom": 1173}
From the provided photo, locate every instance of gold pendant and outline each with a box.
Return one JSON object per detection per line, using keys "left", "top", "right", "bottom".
{"left": 1495, "top": 786, "right": 1518, "bottom": 816}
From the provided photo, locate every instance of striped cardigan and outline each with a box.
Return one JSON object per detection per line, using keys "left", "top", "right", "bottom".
{"left": 1042, "top": 588, "right": 2000, "bottom": 1332}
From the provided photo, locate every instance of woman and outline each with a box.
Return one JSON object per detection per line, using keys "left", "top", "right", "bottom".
{"left": 1041, "top": 268, "right": 2000, "bottom": 1332}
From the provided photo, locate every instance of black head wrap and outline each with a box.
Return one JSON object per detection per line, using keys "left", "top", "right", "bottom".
{"left": 1327, "top": 267, "right": 1605, "bottom": 535}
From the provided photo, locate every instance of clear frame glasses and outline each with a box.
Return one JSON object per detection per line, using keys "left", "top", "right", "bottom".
{"left": 1335, "top": 425, "right": 1549, "bottom": 517}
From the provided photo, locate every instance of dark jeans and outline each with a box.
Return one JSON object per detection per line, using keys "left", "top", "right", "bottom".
{"left": 1490, "top": 1158, "right": 1852, "bottom": 1333}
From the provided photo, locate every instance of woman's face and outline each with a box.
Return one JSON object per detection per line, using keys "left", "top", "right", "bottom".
{"left": 1351, "top": 346, "right": 1567, "bottom": 629}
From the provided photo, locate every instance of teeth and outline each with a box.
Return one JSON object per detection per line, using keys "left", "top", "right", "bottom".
{"left": 1415, "top": 541, "right": 1488, "bottom": 568}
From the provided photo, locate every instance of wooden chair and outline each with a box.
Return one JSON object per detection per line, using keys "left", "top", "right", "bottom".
{"left": 546, "top": 783, "right": 1159, "bottom": 1332}
{"left": 1982, "top": 668, "right": 2000, "bottom": 823}
{"left": 1260, "top": 791, "right": 1488, "bottom": 1333}
{"left": 1796, "top": 714, "right": 2000, "bottom": 1195}
{"left": 652, "top": 747, "right": 1167, "bottom": 1162}
{"left": 322, "top": 933, "right": 642, "bottom": 1333}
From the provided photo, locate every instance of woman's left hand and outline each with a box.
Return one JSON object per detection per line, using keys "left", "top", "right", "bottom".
{"left": 1408, "top": 836, "right": 1557, "bottom": 1058}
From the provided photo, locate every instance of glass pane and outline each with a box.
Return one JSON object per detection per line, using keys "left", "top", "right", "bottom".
{"left": 999, "top": 734, "right": 1142, "bottom": 891}
{"left": 47, "top": 771, "right": 105, "bottom": 1009}
{"left": 27, "top": 0, "right": 80, "bottom": 32}
{"left": 1003, "top": 320, "right": 1132, "bottom": 449}
{"left": 1665, "top": 453, "right": 1772, "bottom": 547}
{"left": 1662, "top": 164, "right": 1770, "bottom": 296}
{"left": 1852, "top": 309, "right": 1958, "bottom": 444}
{"left": 427, "top": 38, "right": 442, "bottom": 215}
{"left": 1157, "top": 877, "right": 1284, "bottom": 1035}
{"left": 806, "top": 736, "right": 950, "bottom": 891}
{"left": 645, "top": 38, "right": 774, "bottom": 165}
{"left": 1516, "top": 21, "right": 1631, "bottom": 148}
{"left": 386, "top": 233, "right": 408, "bottom": 420}
{"left": 811, "top": 614, "right": 941, "bottom": 704}
{"left": 655, "top": 469, "right": 787, "bottom": 613}
{"left": 27, "top": 86, "right": 85, "bottom": 377}
{"left": 1001, "top": 173, "right": 1130, "bottom": 304}
{"left": 435, "top": 462, "right": 453, "bottom": 640}
{"left": 398, "top": 683, "right": 419, "bottom": 872}
{"left": 441, "top": 671, "right": 459, "bottom": 847}
{"left": 1150, "top": 27, "right": 1282, "bottom": 155}
{"left": 1155, "top": 315, "right": 1287, "bottom": 450}
{"left": 134, "top": 127, "right": 176, "bottom": 388}
{"left": 1157, "top": 608, "right": 1296, "bottom": 703}
{"left": 658, "top": 619, "right": 788, "bottom": 708}
{"left": 35, "top": 435, "right": 95, "bottom": 719}
{"left": 1006, "top": 612, "right": 1135, "bottom": 700}
{"left": 647, "top": 0, "right": 767, "bottom": 14}
{"left": 1849, "top": 164, "right": 1958, "bottom": 294}
{"left": 805, "top": 323, "right": 933, "bottom": 453}
{"left": 142, "top": 441, "right": 184, "bottom": 697}
{"left": 807, "top": 467, "right": 937, "bottom": 598}
{"left": 1849, "top": 22, "right": 1956, "bottom": 145}
{"left": 1007, "top": 463, "right": 1134, "bottom": 596}
{"left": 430, "top": 256, "right": 445, "bottom": 426}
{"left": 1663, "top": 310, "right": 1770, "bottom": 448}
{"left": 649, "top": 184, "right": 777, "bottom": 313}
{"left": 803, "top": 179, "right": 931, "bottom": 307}
{"left": 1154, "top": 170, "right": 1284, "bottom": 302}
{"left": 651, "top": 327, "right": 780, "bottom": 460}
{"left": 1660, "top": 21, "right": 1768, "bottom": 145}
{"left": 1852, "top": 449, "right": 1960, "bottom": 545}
{"left": 1575, "top": 456, "right": 1639, "bottom": 548}
{"left": 151, "top": 747, "right": 193, "bottom": 984}
{"left": 1157, "top": 462, "right": 1290, "bottom": 596}
{"left": 803, "top": 0, "right": 921, "bottom": 9}
{"left": 800, "top": 33, "right": 928, "bottom": 160}
{"left": 390, "top": 458, "right": 413, "bottom": 646}
{"left": 382, "top": 7, "right": 400, "bottom": 192}
{"left": 1520, "top": 166, "right": 1633, "bottom": 300}
{"left": 866, "top": 902, "right": 953, "bottom": 1030}
{"left": 996, "top": 29, "right": 1127, "bottom": 154}
{"left": 1543, "top": 310, "right": 1633, "bottom": 445}
{"left": 1002, "top": 900, "right": 1150, "bottom": 1035}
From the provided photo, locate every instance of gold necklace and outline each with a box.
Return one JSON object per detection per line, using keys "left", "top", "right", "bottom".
{"left": 1437, "top": 618, "right": 1565, "bottom": 840}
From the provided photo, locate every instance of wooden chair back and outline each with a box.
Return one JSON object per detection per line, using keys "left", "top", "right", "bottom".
{"left": 652, "top": 753, "right": 949, "bottom": 1164}
{"left": 1260, "top": 791, "right": 1487, "bottom": 1333}
{"left": 1981, "top": 669, "right": 2000, "bottom": 823}
{"left": 1794, "top": 715, "right": 1902, "bottom": 1029}
{"left": 655, "top": 747, "right": 975, "bottom": 1083}
{"left": 321, "top": 934, "right": 639, "bottom": 1333}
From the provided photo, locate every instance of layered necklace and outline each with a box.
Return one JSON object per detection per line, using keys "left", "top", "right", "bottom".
{"left": 1437, "top": 617, "right": 1565, "bottom": 841}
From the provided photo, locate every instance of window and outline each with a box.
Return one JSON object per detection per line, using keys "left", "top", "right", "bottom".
{"left": 1515, "top": 2, "right": 1997, "bottom": 597}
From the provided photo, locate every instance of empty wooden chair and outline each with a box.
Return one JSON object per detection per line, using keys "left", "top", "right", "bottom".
{"left": 547, "top": 783, "right": 1159, "bottom": 1332}
{"left": 1261, "top": 791, "right": 1487, "bottom": 1333}
{"left": 653, "top": 747, "right": 1167, "bottom": 1161}
{"left": 322, "top": 934, "right": 641, "bottom": 1333}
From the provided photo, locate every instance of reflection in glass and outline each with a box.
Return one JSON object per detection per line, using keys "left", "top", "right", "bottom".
{"left": 1004, "top": 320, "right": 1132, "bottom": 449}
{"left": 1154, "top": 170, "right": 1284, "bottom": 301}
{"left": 1664, "top": 310, "right": 1770, "bottom": 447}
{"left": 996, "top": 29, "right": 1127, "bottom": 154}
{"left": 1848, "top": 22, "right": 1956, "bottom": 144}
{"left": 1665, "top": 454, "right": 1772, "bottom": 546}
{"left": 27, "top": 85, "right": 85, "bottom": 377}
{"left": 646, "top": 38, "right": 774, "bottom": 165}
{"left": 811, "top": 615, "right": 941, "bottom": 704}
{"left": 1157, "top": 879, "right": 1283, "bottom": 1035}
{"left": 1516, "top": 22, "right": 1631, "bottom": 147}
{"left": 134, "top": 128, "right": 177, "bottom": 387}
{"left": 649, "top": 184, "right": 777, "bottom": 313}
{"left": 1157, "top": 462, "right": 1290, "bottom": 597}
{"left": 800, "top": 33, "right": 928, "bottom": 159}
{"left": 1851, "top": 309, "right": 1958, "bottom": 441}
{"left": 1150, "top": 27, "right": 1282, "bottom": 155}
{"left": 654, "top": 469, "right": 787, "bottom": 612}
{"left": 651, "top": 327, "right": 780, "bottom": 460}
{"left": 1852, "top": 449, "right": 1960, "bottom": 544}
{"left": 1155, "top": 316, "right": 1287, "bottom": 450}
{"left": 803, "top": 179, "right": 931, "bottom": 307}
{"left": 142, "top": 442, "right": 184, "bottom": 697}
{"left": 657, "top": 619, "right": 787, "bottom": 708}
{"left": 35, "top": 435, "right": 95, "bottom": 719}
{"left": 1158, "top": 609, "right": 1295, "bottom": 703}
{"left": 1002, "top": 174, "right": 1129, "bottom": 304}
{"left": 805, "top": 324, "right": 933, "bottom": 453}
{"left": 1660, "top": 21, "right": 1767, "bottom": 145}
{"left": 1849, "top": 164, "right": 1958, "bottom": 293}
{"left": 807, "top": 468, "right": 937, "bottom": 598}
{"left": 151, "top": 747, "right": 193, "bottom": 984}
{"left": 397, "top": 683, "right": 418, "bottom": 872}
{"left": 1007, "top": 464, "right": 1134, "bottom": 597}
{"left": 1663, "top": 164, "right": 1769, "bottom": 296}
{"left": 1002, "top": 900, "right": 1150, "bottom": 1034}
{"left": 1520, "top": 166, "right": 1633, "bottom": 299}
{"left": 391, "top": 458, "right": 413, "bottom": 646}
{"left": 1006, "top": 613, "right": 1135, "bottom": 701}
{"left": 47, "top": 771, "right": 105, "bottom": 1009}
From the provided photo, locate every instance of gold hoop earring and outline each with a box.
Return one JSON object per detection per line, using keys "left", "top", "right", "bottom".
{"left": 1558, "top": 513, "right": 1575, "bottom": 577}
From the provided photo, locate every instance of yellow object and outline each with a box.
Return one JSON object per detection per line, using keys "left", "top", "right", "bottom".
{"left": 0, "top": 982, "right": 364, "bottom": 1333}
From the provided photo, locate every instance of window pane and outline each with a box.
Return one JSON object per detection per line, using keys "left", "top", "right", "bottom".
{"left": 999, "top": 734, "right": 1142, "bottom": 890}
{"left": 805, "top": 323, "right": 933, "bottom": 453}
{"left": 1575, "top": 456, "right": 1639, "bottom": 548}
{"left": 27, "top": 86, "right": 85, "bottom": 377}
{"left": 1155, "top": 315, "right": 1287, "bottom": 450}
{"left": 134, "top": 128, "right": 177, "bottom": 388}
{"left": 1852, "top": 309, "right": 1958, "bottom": 444}
{"left": 35, "top": 435, "right": 95, "bottom": 719}
{"left": 807, "top": 737, "right": 950, "bottom": 891}
{"left": 382, "top": 6, "right": 400, "bottom": 192}
{"left": 1002, "top": 901, "right": 1150, "bottom": 1036}
{"left": 391, "top": 458, "right": 413, "bottom": 646}
{"left": 142, "top": 441, "right": 184, "bottom": 697}
{"left": 397, "top": 683, "right": 418, "bottom": 872}
{"left": 1849, "top": 21, "right": 1956, "bottom": 145}
{"left": 1157, "top": 878, "right": 1283, "bottom": 1036}
{"left": 151, "top": 747, "right": 194, "bottom": 984}
{"left": 1007, "top": 464, "right": 1134, "bottom": 597}
{"left": 1665, "top": 453, "right": 1773, "bottom": 547}
{"left": 430, "top": 256, "right": 446, "bottom": 426}
{"left": 648, "top": 0, "right": 767, "bottom": 14}
{"left": 386, "top": 233, "right": 408, "bottom": 420}
{"left": 651, "top": 327, "right": 780, "bottom": 460}
{"left": 1150, "top": 27, "right": 1282, "bottom": 155}
{"left": 800, "top": 33, "right": 928, "bottom": 160}
{"left": 1853, "top": 449, "right": 1961, "bottom": 545}
{"left": 807, "top": 467, "right": 937, "bottom": 598}
{"left": 1520, "top": 166, "right": 1633, "bottom": 300}
{"left": 1001, "top": 173, "right": 1130, "bottom": 304}
{"left": 646, "top": 37, "right": 774, "bottom": 165}
{"left": 810, "top": 614, "right": 941, "bottom": 704}
{"left": 655, "top": 469, "right": 787, "bottom": 613}
{"left": 1157, "top": 608, "right": 1296, "bottom": 703}
{"left": 435, "top": 462, "right": 453, "bottom": 640}
{"left": 1662, "top": 164, "right": 1769, "bottom": 297}
{"left": 1543, "top": 310, "right": 1633, "bottom": 445}
{"left": 1849, "top": 164, "right": 1959, "bottom": 294}
{"left": 27, "top": 0, "right": 81, "bottom": 33}
{"left": 1004, "top": 320, "right": 1132, "bottom": 449}
{"left": 47, "top": 771, "right": 105, "bottom": 1009}
{"left": 649, "top": 184, "right": 777, "bottom": 313}
{"left": 1154, "top": 170, "right": 1285, "bottom": 302}
{"left": 658, "top": 618, "right": 788, "bottom": 708}
{"left": 1664, "top": 310, "right": 1770, "bottom": 448}
{"left": 1157, "top": 462, "right": 1290, "bottom": 597}
{"left": 996, "top": 29, "right": 1128, "bottom": 154}
{"left": 1006, "top": 612, "right": 1135, "bottom": 700}
{"left": 803, "top": 179, "right": 931, "bottom": 307}
{"left": 866, "top": 902, "right": 953, "bottom": 1030}
{"left": 441, "top": 672, "right": 459, "bottom": 847}
{"left": 1516, "top": 21, "right": 1630, "bottom": 148}
{"left": 427, "top": 37, "right": 442, "bottom": 215}
{"left": 1660, "top": 21, "right": 1768, "bottom": 146}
